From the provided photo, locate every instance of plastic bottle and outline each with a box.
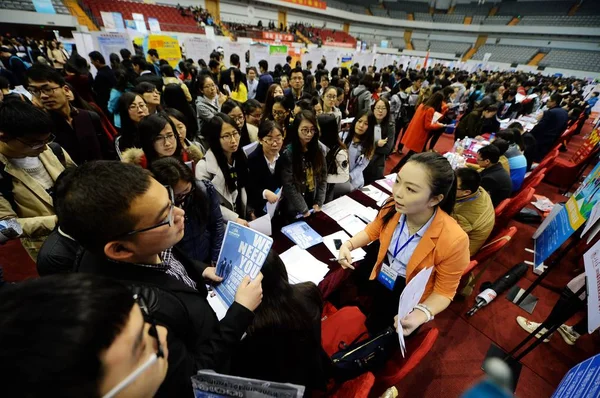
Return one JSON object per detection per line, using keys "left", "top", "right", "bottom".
{"left": 452, "top": 139, "right": 460, "bottom": 153}
{"left": 380, "top": 386, "right": 399, "bottom": 398}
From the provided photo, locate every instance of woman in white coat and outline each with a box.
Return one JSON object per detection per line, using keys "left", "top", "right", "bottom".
{"left": 195, "top": 113, "right": 253, "bottom": 225}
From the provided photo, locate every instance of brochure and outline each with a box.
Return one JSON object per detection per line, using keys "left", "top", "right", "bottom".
{"left": 192, "top": 370, "right": 305, "bottom": 398}
{"left": 281, "top": 221, "right": 322, "bottom": 249}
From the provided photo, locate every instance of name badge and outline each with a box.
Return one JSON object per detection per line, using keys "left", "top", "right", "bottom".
{"left": 377, "top": 263, "right": 399, "bottom": 291}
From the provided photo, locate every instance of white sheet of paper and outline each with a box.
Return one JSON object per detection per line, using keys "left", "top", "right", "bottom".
{"left": 248, "top": 214, "right": 272, "bottom": 236}
{"left": 432, "top": 111, "right": 443, "bottom": 124}
{"left": 207, "top": 291, "right": 228, "bottom": 321}
{"left": 581, "top": 201, "right": 600, "bottom": 243}
{"left": 338, "top": 214, "right": 367, "bottom": 236}
{"left": 322, "top": 195, "right": 369, "bottom": 222}
{"left": 243, "top": 141, "right": 259, "bottom": 156}
{"left": 356, "top": 207, "right": 379, "bottom": 222}
{"left": 375, "top": 174, "right": 396, "bottom": 193}
{"left": 280, "top": 245, "right": 330, "bottom": 285}
{"left": 397, "top": 266, "right": 435, "bottom": 357}
{"left": 265, "top": 187, "right": 282, "bottom": 219}
{"left": 360, "top": 185, "right": 390, "bottom": 207}
{"left": 323, "top": 230, "right": 366, "bottom": 262}
{"left": 583, "top": 239, "right": 600, "bottom": 334}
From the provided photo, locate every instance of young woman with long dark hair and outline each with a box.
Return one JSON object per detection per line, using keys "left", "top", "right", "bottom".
{"left": 280, "top": 110, "right": 327, "bottom": 220}
{"left": 133, "top": 82, "right": 161, "bottom": 114}
{"left": 116, "top": 92, "right": 149, "bottom": 154}
{"left": 221, "top": 99, "right": 251, "bottom": 147}
{"left": 162, "top": 83, "right": 199, "bottom": 140}
{"left": 338, "top": 152, "right": 469, "bottom": 334}
{"left": 195, "top": 113, "right": 252, "bottom": 225}
{"left": 195, "top": 74, "right": 227, "bottom": 133}
{"left": 231, "top": 250, "right": 329, "bottom": 390}
{"left": 150, "top": 157, "right": 225, "bottom": 264}
{"left": 163, "top": 107, "right": 205, "bottom": 159}
{"left": 363, "top": 98, "right": 395, "bottom": 184}
{"left": 229, "top": 68, "right": 248, "bottom": 103}
{"left": 242, "top": 99, "right": 263, "bottom": 142}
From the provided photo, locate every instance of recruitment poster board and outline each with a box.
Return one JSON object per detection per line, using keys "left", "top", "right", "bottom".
{"left": 184, "top": 36, "right": 214, "bottom": 65}
{"left": 144, "top": 35, "right": 182, "bottom": 67}
{"left": 93, "top": 32, "right": 133, "bottom": 67}
{"left": 268, "top": 44, "right": 288, "bottom": 67}
{"left": 552, "top": 353, "right": 600, "bottom": 397}
{"left": 249, "top": 44, "right": 269, "bottom": 68}
{"left": 534, "top": 162, "right": 600, "bottom": 265}
{"left": 583, "top": 238, "right": 600, "bottom": 334}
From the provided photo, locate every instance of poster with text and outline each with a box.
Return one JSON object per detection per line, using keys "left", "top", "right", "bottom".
{"left": 94, "top": 32, "right": 133, "bottom": 68}
{"left": 144, "top": 35, "right": 182, "bottom": 68}
{"left": 185, "top": 36, "right": 214, "bottom": 65}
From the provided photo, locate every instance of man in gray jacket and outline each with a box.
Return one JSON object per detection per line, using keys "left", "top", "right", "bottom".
{"left": 351, "top": 76, "right": 372, "bottom": 117}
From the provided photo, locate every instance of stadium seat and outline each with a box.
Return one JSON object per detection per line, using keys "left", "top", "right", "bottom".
{"left": 472, "top": 226, "right": 518, "bottom": 266}
{"left": 494, "top": 188, "right": 535, "bottom": 234}
{"left": 525, "top": 149, "right": 559, "bottom": 185}
{"left": 545, "top": 146, "right": 600, "bottom": 191}
{"left": 330, "top": 372, "right": 375, "bottom": 398}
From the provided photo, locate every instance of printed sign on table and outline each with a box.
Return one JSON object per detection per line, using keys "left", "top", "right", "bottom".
{"left": 552, "top": 353, "right": 600, "bottom": 397}
{"left": 583, "top": 238, "right": 600, "bottom": 334}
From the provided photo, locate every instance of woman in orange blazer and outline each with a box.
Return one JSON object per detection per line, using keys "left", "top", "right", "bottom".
{"left": 339, "top": 152, "right": 469, "bottom": 335}
{"left": 392, "top": 93, "right": 447, "bottom": 173}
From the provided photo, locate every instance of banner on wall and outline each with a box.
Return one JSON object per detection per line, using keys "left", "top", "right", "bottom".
{"left": 534, "top": 162, "right": 600, "bottom": 266}
{"left": 95, "top": 32, "right": 132, "bottom": 66}
{"left": 101, "top": 12, "right": 117, "bottom": 31}
{"left": 281, "top": 0, "right": 326, "bottom": 9}
{"left": 148, "top": 18, "right": 161, "bottom": 33}
{"left": 250, "top": 44, "right": 269, "bottom": 68}
{"left": 32, "top": 0, "right": 56, "bottom": 14}
{"left": 185, "top": 36, "right": 215, "bottom": 65}
{"left": 262, "top": 32, "right": 295, "bottom": 42}
{"left": 268, "top": 45, "right": 288, "bottom": 67}
{"left": 112, "top": 12, "right": 125, "bottom": 31}
{"left": 132, "top": 13, "right": 147, "bottom": 33}
{"left": 144, "top": 35, "right": 182, "bottom": 67}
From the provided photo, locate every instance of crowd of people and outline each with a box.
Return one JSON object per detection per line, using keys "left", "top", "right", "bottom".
{"left": 0, "top": 37, "right": 598, "bottom": 397}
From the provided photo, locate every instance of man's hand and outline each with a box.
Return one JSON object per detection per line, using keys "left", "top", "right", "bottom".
{"left": 234, "top": 273, "right": 263, "bottom": 312}
{"left": 265, "top": 190, "right": 278, "bottom": 204}
{"left": 202, "top": 266, "right": 223, "bottom": 283}
{"left": 377, "top": 138, "right": 388, "bottom": 147}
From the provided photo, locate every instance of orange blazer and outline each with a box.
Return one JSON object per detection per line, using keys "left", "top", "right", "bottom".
{"left": 400, "top": 104, "right": 445, "bottom": 153}
{"left": 364, "top": 207, "right": 470, "bottom": 301}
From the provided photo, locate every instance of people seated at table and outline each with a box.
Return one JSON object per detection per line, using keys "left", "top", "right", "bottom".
{"left": 452, "top": 168, "right": 495, "bottom": 256}
{"left": 0, "top": 100, "right": 76, "bottom": 261}
{"left": 121, "top": 112, "right": 202, "bottom": 169}
{"left": 280, "top": 110, "right": 327, "bottom": 220}
{"left": 476, "top": 144, "right": 513, "bottom": 207}
{"left": 246, "top": 119, "right": 285, "bottom": 218}
{"left": 496, "top": 129, "right": 528, "bottom": 192}
{"left": 529, "top": 94, "right": 568, "bottom": 162}
{"left": 454, "top": 104, "right": 499, "bottom": 140}
{"left": 116, "top": 92, "right": 149, "bottom": 154}
{"left": 133, "top": 82, "right": 162, "bottom": 115}
{"left": 364, "top": 98, "right": 395, "bottom": 185}
{"left": 490, "top": 138, "right": 512, "bottom": 175}
{"left": 221, "top": 99, "right": 252, "bottom": 147}
{"left": 318, "top": 113, "right": 349, "bottom": 201}
{"left": 334, "top": 110, "right": 375, "bottom": 198}
{"left": 54, "top": 161, "right": 262, "bottom": 396}
{"left": 338, "top": 152, "right": 470, "bottom": 334}
{"left": 150, "top": 157, "right": 224, "bottom": 264}
{"left": 196, "top": 113, "right": 253, "bottom": 226}
{"left": 0, "top": 274, "right": 169, "bottom": 397}
{"left": 242, "top": 99, "right": 262, "bottom": 142}
{"left": 231, "top": 250, "right": 330, "bottom": 390}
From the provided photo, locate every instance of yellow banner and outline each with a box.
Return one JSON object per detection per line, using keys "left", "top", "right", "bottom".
{"left": 146, "top": 35, "right": 181, "bottom": 68}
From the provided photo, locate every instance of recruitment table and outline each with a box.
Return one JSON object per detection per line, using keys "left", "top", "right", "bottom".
{"left": 271, "top": 180, "right": 393, "bottom": 298}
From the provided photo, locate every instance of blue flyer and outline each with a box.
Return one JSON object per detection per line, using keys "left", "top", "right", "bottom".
{"left": 281, "top": 221, "right": 323, "bottom": 249}
{"left": 214, "top": 222, "right": 273, "bottom": 307}
{"left": 552, "top": 353, "right": 600, "bottom": 397}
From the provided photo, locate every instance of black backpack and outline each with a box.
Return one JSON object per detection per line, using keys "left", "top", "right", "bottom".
{"left": 348, "top": 88, "right": 368, "bottom": 118}
{"left": 0, "top": 142, "right": 66, "bottom": 211}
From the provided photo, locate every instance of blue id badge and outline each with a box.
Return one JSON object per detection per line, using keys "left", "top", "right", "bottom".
{"left": 377, "top": 263, "right": 399, "bottom": 291}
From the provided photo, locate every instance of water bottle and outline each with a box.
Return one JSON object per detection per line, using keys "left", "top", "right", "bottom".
{"left": 489, "top": 132, "right": 496, "bottom": 142}
{"left": 0, "top": 219, "right": 22, "bottom": 244}
{"left": 452, "top": 139, "right": 460, "bottom": 153}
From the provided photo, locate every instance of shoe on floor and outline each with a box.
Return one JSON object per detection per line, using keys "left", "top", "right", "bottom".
{"left": 516, "top": 316, "right": 552, "bottom": 343}
{"left": 557, "top": 324, "right": 581, "bottom": 346}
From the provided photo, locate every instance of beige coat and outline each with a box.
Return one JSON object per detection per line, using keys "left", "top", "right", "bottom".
{"left": 0, "top": 146, "right": 76, "bottom": 260}
{"left": 163, "top": 77, "right": 193, "bottom": 102}
{"left": 452, "top": 187, "right": 495, "bottom": 257}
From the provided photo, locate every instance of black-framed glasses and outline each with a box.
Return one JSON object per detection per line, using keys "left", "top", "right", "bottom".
{"left": 299, "top": 127, "right": 316, "bottom": 136}
{"left": 112, "top": 186, "right": 174, "bottom": 239}
{"left": 175, "top": 183, "right": 194, "bottom": 204}
{"left": 16, "top": 134, "right": 55, "bottom": 150}
{"left": 27, "top": 86, "right": 62, "bottom": 97}
{"left": 102, "top": 294, "right": 164, "bottom": 398}
{"left": 220, "top": 131, "right": 240, "bottom": 142}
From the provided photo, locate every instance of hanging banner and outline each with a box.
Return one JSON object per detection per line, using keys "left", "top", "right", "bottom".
{"left": 101, "top": 11, "right": 117, "bottom": 31}
{"left": 144, "top": 35, "right": 182, "bottom": 68}
{"left": 262, "top": 32, "right": 294, "bottom": 42}
{"left": 184, "top": 36, "right": 214, "bottom": 64}
{"left": 94, "top": 32, "right": 133, "bottom": 66}
{"left": 535, "top": 162, "right": 600, "bottom": 266}
{"left": 113, "top": 12, "right": 125, "bottom": 32}
{"left": 132, "top": 13, "right": 147, "bottom": 34}
{"left": 281, "top": 0, "right": 326, "bottom": 9}
{"left": 32, "top": 0, "right": 56, "bottom": 14}
{"left": 148, "top": 18, "right": 161, "bottom": 33}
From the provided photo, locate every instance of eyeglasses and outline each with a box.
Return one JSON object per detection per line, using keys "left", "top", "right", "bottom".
{"left": 16, "top": 134, "right": 55, "bottom": 150}
{"left": 112, "top": 186, "right": 174, "bottom": 239}
{"left": 262, "top": 135, "right": 283, "bottom": 145}
{"left": 154, "top": 133, "right": 176, "bottom": 145}
{"left": 102, "top": 294, "right": 165, "bottom": 398}
{"left": 129, "top": 103, "right": 148, "bottom": 111}
{"left": 230, "top": 115, "right": 245, "bottom": 124}
{"left": 299, "top": 127, "right": 316, "bottom": 136}
{"left": 273, "top": 110, "right": 288, "bottom": 117}
{"left": 203, "top": 83, "right": 216, "bottom": 90}
{"left": 27, "top": 86, "right": 62, "bottom": 97}
{"left": 374, "top": 106, "right": 387, "bottom": 111}
{"left": 220, "top": 131, "right": 240, "bottom": 142}
{"left": 325, "top": 95, "right": 337, "bottom": 100}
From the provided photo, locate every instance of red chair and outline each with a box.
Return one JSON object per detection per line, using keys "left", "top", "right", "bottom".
{"left": 330, "top": 371, "right": 375, "bottom": 398}
{"left": 527, "top": 149, "right": 559, "bottom": 181}
{"left": 494, "top": 187, "right": 535, "bottom": 233}
{"left": 462, "top": 259, "right": 479, "bottom": 276}
{"left": 371, "top": 328, "right": 439, "bottom": 396}
{"left": 494, "top": 198, "right": 510, "bottom": 218}
{"left": 545, "top": 145, "right": 600, "bottom": 192}
{"left": 520, "top": 168, "right": 546, "bottom": 193}
{"left": 472, "top": 226, "right": 518, "bottom": 265}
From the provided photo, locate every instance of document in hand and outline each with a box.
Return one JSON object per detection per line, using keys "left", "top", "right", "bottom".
{"left": 281, "top": 221, "right": 323, "bottom": 249}
{"left": 192, "top": 370, "right": 305, "bottom": 398}
{"left": 280, "top": 245, "right": 330, "bottom": 285}
{"left": 397, "top": 266, "right": 434, "bottom": 357}
{"left": 432, "top": 111, "right": 443, "bottom": 124}
{"left": 248, "top": 214, "right": 272, "bottom": 236}
{"left": 264, "top": 187, "right": 282, "bottom": 219}
{"left": 213, "top": 222, "right": 273, "bottom": 308}
{"left": 323, "top": 230, "right": 366, "bottom": 262}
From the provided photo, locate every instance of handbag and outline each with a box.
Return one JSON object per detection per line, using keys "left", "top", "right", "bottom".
{"left": 331, "top": 326, "right": 396, "bottom": 380}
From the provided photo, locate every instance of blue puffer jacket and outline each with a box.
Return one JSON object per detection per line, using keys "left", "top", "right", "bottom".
{"left": 176, "top": 180, "right": 225, "bottom": 264}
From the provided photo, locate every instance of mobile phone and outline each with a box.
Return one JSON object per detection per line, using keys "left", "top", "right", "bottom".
{"left": 334, "top": 239, "right": 342, "bottom": 250}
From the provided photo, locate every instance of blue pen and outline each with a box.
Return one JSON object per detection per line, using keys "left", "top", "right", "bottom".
{"left": 296, "top": 209, "right": 314, "bottom": 219}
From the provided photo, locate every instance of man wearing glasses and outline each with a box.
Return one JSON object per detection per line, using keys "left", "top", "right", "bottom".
{"left": 55, "top": 161, "right": 263, "bottom": 397}
{"left": 285, "top": 67, "right": 304, "bottom": 103}
{"left": 26, "top": 65, "right": 111, "bottom": 163}
{"left": 0, "top": 101, "right": 75, "bottom": 260}
{"left": 0, "top": 274, "right": 169, "bottom": 398}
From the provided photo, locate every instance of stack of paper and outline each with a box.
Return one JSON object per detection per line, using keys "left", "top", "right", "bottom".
{"left": 360, "top": 185, "right": 390, "bottom": 207}
{"left": 375, "top": 173, "right": 396, "bottom": 193}
{"left": 280, "top": 245, "right": 330, "bottom": 285}
{"left": 338, "top": 214, "right": 367, "bottom": 236}
{"left": 281, "top": 221, "right": 323, "bottom": 249}
{"left": 323, "top": 231, "right": 366, "bottom": 262}
{"left": 322, "top": 195, "right": 366, "bottom": 222}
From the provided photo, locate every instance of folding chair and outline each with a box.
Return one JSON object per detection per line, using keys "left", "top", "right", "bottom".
{"left": 371, "top": 328, "right": 440, "bottom": 396}
{"left": 520, "top": 168, "right": 546, "bottom": 193}
{"left": 494, "top": 188, "right": 535, "bottom": 234}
